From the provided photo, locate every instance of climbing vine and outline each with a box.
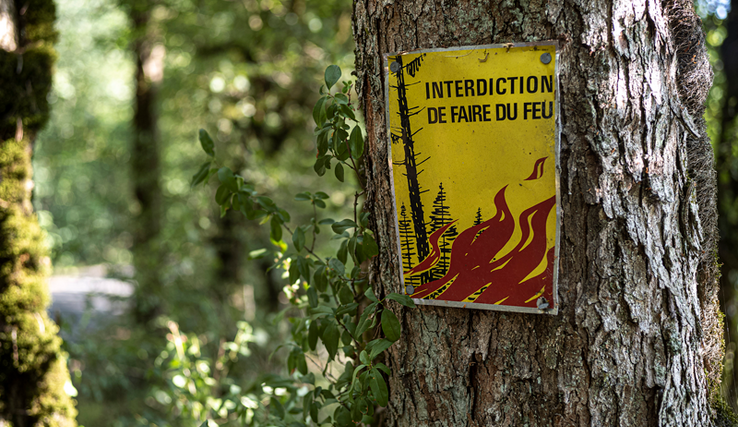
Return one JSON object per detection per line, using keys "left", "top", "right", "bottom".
{"left": 189, "top": 65, "right": 413, "bottom": 426}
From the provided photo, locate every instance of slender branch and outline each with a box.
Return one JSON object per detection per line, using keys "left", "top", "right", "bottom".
{"left": 311, "top": 202, "right": 318, "bottom": 252}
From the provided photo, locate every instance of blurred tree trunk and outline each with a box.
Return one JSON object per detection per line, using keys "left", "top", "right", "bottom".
{"left": 717, "top": 0, "right": 738, "bottom": 409}
{"left": 128, "top": 1, "right": 164, "bottom": 324}
{"left": 355, "top": 0, "right": 725, "bottom": 424}
{"left": 0, "top": 0, "right": 76, "bottom": 425}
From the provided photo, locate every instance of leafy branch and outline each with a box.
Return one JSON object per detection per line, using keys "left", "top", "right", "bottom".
{"left": 190, "top": 65, "right": 415, "bottom": 427}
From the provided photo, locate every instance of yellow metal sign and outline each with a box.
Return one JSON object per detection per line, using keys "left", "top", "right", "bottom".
{"left": 385, "top": 43, "right": 560, "bottom": 314}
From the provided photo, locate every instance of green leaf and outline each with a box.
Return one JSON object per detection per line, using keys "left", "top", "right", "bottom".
{"left": 332, "top": 219, "right": 357, "bottom": 234}
{"left": 270, "top": 215, "right": 283, "bottom": 242}
{"left": 310, "top": 400, "right": 320, "bottom": 423}
{"left": 307, "top": 286, "right": 318, "bottom": 308}
{"left": 215, "top": 184, "right": 231, "bottom": 205}
{"left": 348, "top": 236, "right": 358, "bottom": 265}
{"left": 317, "top": 130, "right": 329, "bottom": 155}
{"left": 256, "top": 196, "right": 275, "bottom": 209}
{"left": 335, "top": 162, "right": 345, "bottom": 182}
{"left": 381, "top": 309, "right": 401, "bottom": 342}
{"left": 370, "top": 371, "right": 388, "bottom": 406}
{"left": 308, "top": 320, "right": 319, "bottom": 350}
{"left": 335, "top": 406, "right": 352, "bottom": 427}
{"left": 270, "top": 396, "right": 285, "bottom": 419}
{"left": 340, "top": 104, "right": 356, "bottom": 121}
{"left": 312, "top": 96, "right": 327, "bottom": 125}
{"left": 297, "top": 256, "right": 311, "bottom": 281}
{"left": 338, "top": 284, "right": 354, "bottom": 305}
{"left": 364, "top": 288, "right": 378, "bottom": 302}
{"left": 336, "top": 302, "right": 359, "bottom": 317}
{"left": 367, "top": 338, "right": 394, "bottom": 360}
{"left": 277, "top": 208, "right": 291, "bottom": 223}
{"left": 218, "top": 167, "right": 238, "bottom": 191}
{"left": 349, "top": 126, "right": 364, "bottom": 158}
{"left": 191, "top": 161, "right": 212, "bottom": 188}
{"left": 334, "top": 93, "right": 349, "bottom": 104}
{"left": 295, "top": 192, "right": 311, "bottom": 201}
{"left": 199, "top": 129, "right": 215, "bottom": 157}
{"left": 314, "top": 192, "right": 330, "bottom": 200}
{"left": 341, "top": 329, "right": 352, "bottom": 346}
{"left": 355, "top": 312, "right": 372, "bottom": 337}
{"left": 323, "top": 322, "right": 340, "bottom": 359}
{"left": 293, "top": 227, "right": 305, "bottom": 252}
{"left": 362, "top": 233, "right": 379, "bottom": 258}
{"left": 375, "top": 362, "right": 391, "bottom": 375}
{"left": 314, "top": 156, "right": 327, "bottom": 176}
{"left": 325, "top": 65, "right": 341, "bottom": 90}
{"left": 289, "top": 260, "right": 299, "bottom": 285}
{"left": 303, "top": 394, "right": 311, "bottom": 421}
{"left": 329, "top": 258, "right": 345, "bottom": 276}
{"left": 313, "top": 268, "right": 328, "bottom": 292}
{"left": 385, "top": 293, "right": 416, "bottom": 308}
{"left": 337, "top": 240, "right": 348, "bottom": 264}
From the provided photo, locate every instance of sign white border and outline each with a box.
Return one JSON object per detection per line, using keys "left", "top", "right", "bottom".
{"left": 383, "top": 42, "right": 561, "bottom": 315}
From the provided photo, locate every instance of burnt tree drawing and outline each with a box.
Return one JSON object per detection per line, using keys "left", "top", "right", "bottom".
{"left": 390, "top": 54, "right": 430, "bottom": 281}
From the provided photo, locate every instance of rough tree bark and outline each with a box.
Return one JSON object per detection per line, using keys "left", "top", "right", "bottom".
{"left": 717, "top": 0, "right": 738, "bottom": 408}
{"left": 354, "top": 0, "right": 725, "bottom": 425}
{"left": 0, "top": 0, "right": 76, "bottom": 425}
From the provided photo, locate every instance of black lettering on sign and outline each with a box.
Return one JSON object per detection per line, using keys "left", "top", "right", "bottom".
{"left": 444, "top": 81, "right": 454, "bottom": 97}
{"left": 541, "top": 75, "right": 553, "bottom": 92}
{"left": 496, "top": 104, "right": 506, "bottom": 120}
{"left": 508, "top": 77, "right": 518, "bottom": 94}
{"left": 483, "top": 104, "right": 491, "bottom": 121}
{"left": 477, "top": 79, "right": 487, "bottom": 96}
{"left": 471, "top": 105, "right": 482, "bottom": 122}
{"left": 523, "top": 102, "right": 555, "bottom": 120}
{"left": 496, "top": 78, "right": 507, "bottom": 95}
{"left": 507, "top": 103, "right": 517, "bottom": 120}
{"left": 542, "top": 102, "right": 553, "bottom": 118}
{"left": 433, "top": 82, "right": 444, "bottom": 98}
{"left": 465, "top": 79, "right": 475, "bottom": 97}
{"left": 428, "top": 107, "right": 438, "bottom": 123}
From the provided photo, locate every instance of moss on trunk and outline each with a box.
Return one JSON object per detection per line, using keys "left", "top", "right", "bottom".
{"left": 0, "top": 0, "right": 77, "bottom": 425}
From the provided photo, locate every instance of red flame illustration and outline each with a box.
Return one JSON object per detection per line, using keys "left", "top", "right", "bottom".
{"left": 525, "top": 157, "right": 548, "bottom": 181}
{"left": 408, "top": 188, "right": 556, "bottom": 309}
{"left": 404, "top": 220, "right": 457, "bottom": 277}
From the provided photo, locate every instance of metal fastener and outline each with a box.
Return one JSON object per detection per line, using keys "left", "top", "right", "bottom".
{"left": 540, "top": 53, "right": 552, "bottom": 64}
{"left": 390, "top": 61, "right": 400, "bottom": 72}
{"left": 405, "top": 285, "right": 415, "bottom": 295}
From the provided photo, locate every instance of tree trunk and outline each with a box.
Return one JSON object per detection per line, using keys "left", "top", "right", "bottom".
{"left": 354, "top": 0, "right": 724, "bottom": 425}
{"left": 0, "top": 0, "right": 77, "bottom": 425}
{"left": 128, "top": 1, "right": 164, "bottom": 324}
{"left": 717, "top": 0, "right": 738, "bottom": 408}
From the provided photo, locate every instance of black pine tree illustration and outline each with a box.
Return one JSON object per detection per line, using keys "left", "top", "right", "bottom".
{"left": 474, "top": 207, "right": 485, "bottom": 239}
{"left": 390, "top": 54, "right": 430, "bottom": 283}
{"left": 474, "top": 208, "right": 483, "bottom": 225}
{"left": 428, "top": 183, "right": 458, "bottom": 280}
{"left": 399, "top": 204, "right": 420, "bottom": 288}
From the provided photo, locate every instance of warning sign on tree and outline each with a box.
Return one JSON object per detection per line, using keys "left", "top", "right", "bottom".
{"left": 385, "top": 42, "right": 560, "bottom": 314}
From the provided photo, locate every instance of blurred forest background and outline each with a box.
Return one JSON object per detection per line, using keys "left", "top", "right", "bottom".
{"left": 33, "top": 0, "right": 354, "bottom": 424}
{"left": 20, "top": 0, "right": 738, "bottom": 425}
